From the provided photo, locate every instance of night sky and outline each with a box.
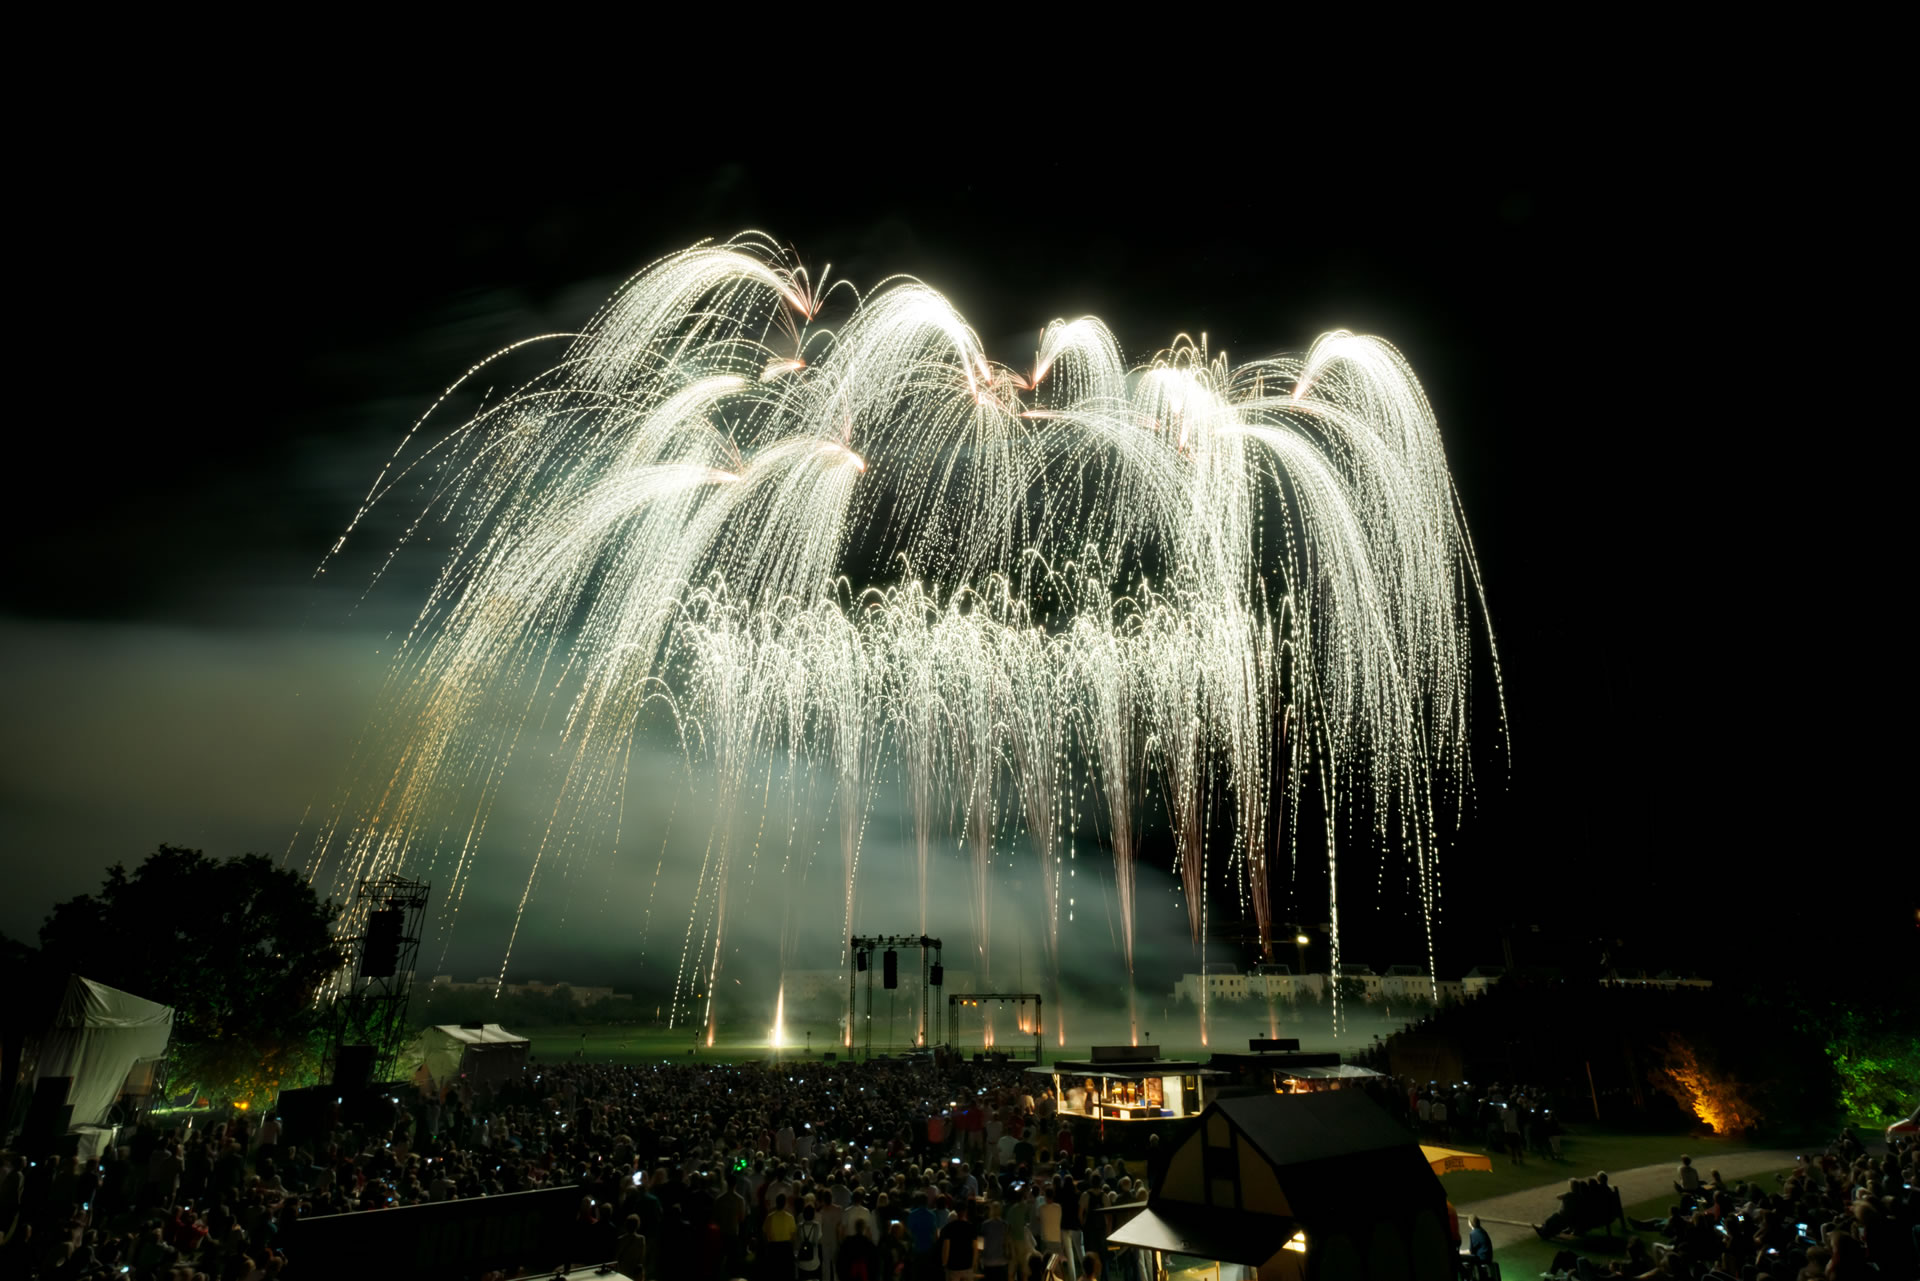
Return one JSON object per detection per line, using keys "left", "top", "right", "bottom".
{"left": 8, "top": 116, "right": 1901, "bottom": 999}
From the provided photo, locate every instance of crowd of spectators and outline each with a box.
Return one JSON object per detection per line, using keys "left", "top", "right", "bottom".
{"left": 0, "top": 1052, "right": 1150, "bottom": 1281}
{"left": 1399, "top": 1079, "right": 1567, "bottom": 1163}
{"left": 1528, "top": 1128, "right": 1919, "bottom": 1281}
{"left": 4, "top": 1043, "right": 1911, "bottom": 1281}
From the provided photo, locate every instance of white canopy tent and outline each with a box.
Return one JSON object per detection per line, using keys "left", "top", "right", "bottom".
{"left": 36, "top": 975, "right": 173, "bottom": 1128}
{"left": 401, "top": 1024, "right": 529, "bottom": 1094}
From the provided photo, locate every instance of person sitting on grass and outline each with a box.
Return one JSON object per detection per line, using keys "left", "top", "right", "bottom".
{"left": 1672, "top": 1155, "right": 1702, "bottom": 1200}
{"left": 1627, "top": 1203, "right": 1685, "bottom": 1236}
{"left": 1592, "top": 1172, "right": 1628, "bottom": 1234}
{"left": 1668, "top": 1209, "right": 1723, "bottom": 1270}
{"left": 1533, "top": 1179, "right": 1589, "bottom": 1239}
{"left": 1466, "top": 1214, "right": 1492, "bottom": 1265}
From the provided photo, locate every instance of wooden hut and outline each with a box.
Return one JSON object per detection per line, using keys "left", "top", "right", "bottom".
{"left": 1107, "top": 1089, "right": 1452, "bottom": 1280}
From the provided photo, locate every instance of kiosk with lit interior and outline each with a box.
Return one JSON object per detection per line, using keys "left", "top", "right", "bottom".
{"left": 1107, "top": 1090, "right": 1452, "bottom": 1280}
{"left": 1209, "top": 1041, "right": 1390, "bottom": 1095}
{"left": 1028, "top": 1045, "right": 1223, "bottom": 1122}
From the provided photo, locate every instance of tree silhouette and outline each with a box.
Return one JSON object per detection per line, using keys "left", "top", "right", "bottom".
{"left": 38, "top": 845, "right": 344, "bottom": 1104}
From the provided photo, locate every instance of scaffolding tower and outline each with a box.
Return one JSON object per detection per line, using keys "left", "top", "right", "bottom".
{"left": 847, "top": 934, "right": 942, "bottom": 1059}
{"left": 326, "top": 876, "right": 430, "bottom": 1087}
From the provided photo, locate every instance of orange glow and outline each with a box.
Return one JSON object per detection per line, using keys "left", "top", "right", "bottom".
{"left": 1656, "top": 1036, "right": 1750, "bottom": 1134}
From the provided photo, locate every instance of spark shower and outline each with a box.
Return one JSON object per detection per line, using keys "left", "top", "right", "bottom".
{"left": 304, "top": 233, "right": 1503, "bottom": 1046}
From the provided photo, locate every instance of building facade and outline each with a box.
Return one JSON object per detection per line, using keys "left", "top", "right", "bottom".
{"left": 428, "top": 976, "right": 632, "bottom": 1005}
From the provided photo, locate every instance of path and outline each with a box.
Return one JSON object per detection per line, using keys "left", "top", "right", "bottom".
{"left": 1458, "top": 1148, "right": 1803, "bottom": 1250}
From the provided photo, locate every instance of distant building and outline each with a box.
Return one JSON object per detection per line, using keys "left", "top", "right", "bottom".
{"left": 1248, "top": 964, "right": 1326, "bottom": 1001}
{"left": 1332, "top": 963, "right": 1385, "bottom": 1002}
{"left": 1380, "top": 965, "right": 1432, "bottom": 1003}
{"left": 1171, "top": 965, "right": 1249, "bottom": 1005}
{"left": 1601, "top": 969, "right": 1712, "bottom": 990}
{"left": 1461, "top": 966, "right": 1505, "bottom": 997}
{"left": 1376, "top": 965, "right": 1465, "bottom": 1004}
{"left": 429, "top": 975, "right": 496, "bottom": 994}
{"left": 1173, "top": 965, "right": 1335, "bottom": 1004}
{"left": 428, "top": 976, "right": 632, "bottom": 1005}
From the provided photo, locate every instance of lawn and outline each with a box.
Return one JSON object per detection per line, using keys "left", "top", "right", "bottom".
{"left": 1435, "top": 1124, "right": 1767, "bottom": 1205}
{"left": 517, "top": 1020, "right": 899, "bottom": 1066}
{"left": 1477, "top": 1166, "right": 1800, "bottom": 1278}
{"left": 507, "top": 1018, "right": 1391, "bottom": 1069}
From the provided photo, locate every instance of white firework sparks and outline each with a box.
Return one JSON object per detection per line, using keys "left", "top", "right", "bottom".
{"left": 306, "top": 232, "right": 1503, "bottom": 1039}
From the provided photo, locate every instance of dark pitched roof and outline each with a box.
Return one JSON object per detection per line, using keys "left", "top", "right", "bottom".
{"left": 1213, "top": 1089, "right": 1413, "bottom": 1165}
{"left": 1202, "top": 1092, "right": 1443, "bottom": 1227}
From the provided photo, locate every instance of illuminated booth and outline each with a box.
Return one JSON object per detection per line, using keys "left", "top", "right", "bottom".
{"left": 1028, "top": 1045, "right": 1223, "bottom": 1122}
{"left": 1208, "top": 1040, "right": 1391, "bottom": 1096}
{"left": 1107, "top": 1090, "right": 1452, "bottom": 1281}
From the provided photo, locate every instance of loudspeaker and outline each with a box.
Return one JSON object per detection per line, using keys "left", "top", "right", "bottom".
{"left": 929, "top": 963, "right": 943, "bottom": 987}
{"left": 883, "top": 950, "right": 898, "bottom": 989}
{"left": 333, "top": 1044, "right": 376, "bottom": 1092}
{"left": 22, "top": 1076, "right": 73, "bottom": 1149}
{"left": 360, "top": 909, "right": 404, "bottom": 979}
{"left": 855, "top": 950, "right": 867, "bottom": 972}
{"left": 276, "top": 1084, "right": 333, "bottom": 1146}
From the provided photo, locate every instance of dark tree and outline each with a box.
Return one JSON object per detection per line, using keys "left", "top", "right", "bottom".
{"left": 38, "top": 845, "right": 344, "bottom": 1103}
{"left": 1, "top": 930, "right": 65, "bottom": 1124}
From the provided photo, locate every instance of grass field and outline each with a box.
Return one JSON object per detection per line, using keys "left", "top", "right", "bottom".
{"left": 1479, "top": 1164, "right": 1801, "bottom": 1278}
{"left": 510, "top": 1017, "right": 1406, "bottom": 1067}
{"left": 517, "top": 1021, "right": 928, "bottom": 1065}
{"left": 1434, "top": 1125, "right": 1773, "bottom": 1204}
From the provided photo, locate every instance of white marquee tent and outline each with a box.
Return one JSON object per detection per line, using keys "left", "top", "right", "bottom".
{"left": 36, "top": 975, "right": 174, "bottom": 1128}
{"left": 401, "top": 1023, "right": 530, "bottom": 1093}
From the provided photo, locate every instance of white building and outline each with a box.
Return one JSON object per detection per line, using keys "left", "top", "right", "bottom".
{"left": 1600, "top": 969, "right": 1712, "bottom": 990}
{"left": 1373, "top": 966, "right": 1467, "bottom": 1005}
{"left": 428, "top": 975, "right": 631, "bottom": 1005}
{"left": 1167, "top": 962, "right": 1498, "bottom": 1007}
{"left": 1461, "top": 966, "right": 1505, "bottom": 997}
{"left": 1380, "top": 965, "right": 1433, "bottom": 1002}
{"left": 1247, "top": 964, "right": 1326, "bottom": 1001}
{"left": 1173, "top": 965, "right": 1331, "bottom": 1004}
{"left": 1331, "top": 963, "right": 1385, "bottom": 1002}
{"left": 1171, "top": 966, "right": 1249, "bottom": 1005}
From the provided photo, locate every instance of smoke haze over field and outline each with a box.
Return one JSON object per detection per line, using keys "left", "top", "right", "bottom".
{"left": 0, "top": 609, "right": 1476, "bottom": 1005}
